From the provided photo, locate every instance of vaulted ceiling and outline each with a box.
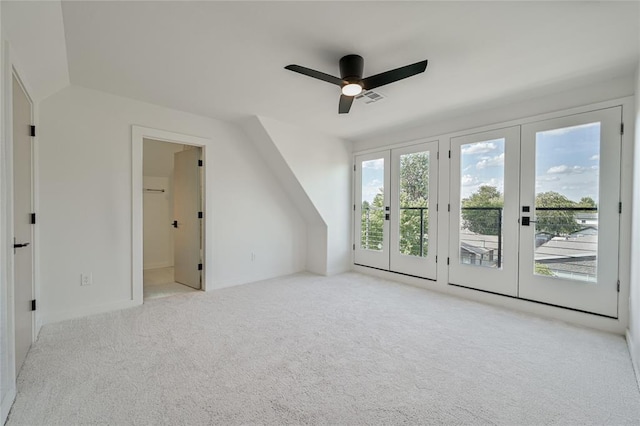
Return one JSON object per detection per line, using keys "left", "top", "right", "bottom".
{"left": 4, "top": 1, "right": 640, "bottom": 141}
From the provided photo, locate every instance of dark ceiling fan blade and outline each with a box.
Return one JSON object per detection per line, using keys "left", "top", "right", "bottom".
{"left": 284, "top": 65, "right": 344, "bottom": 86}
{"left": 361, "top": 60, "right": 428, "bottom": 90}
{"left": 338, "top": 95, "right": 354, "bottom": 114}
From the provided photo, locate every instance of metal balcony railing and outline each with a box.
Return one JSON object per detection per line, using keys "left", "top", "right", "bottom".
{"left": 361, "top": 205, "right": 597, "bottom": 281}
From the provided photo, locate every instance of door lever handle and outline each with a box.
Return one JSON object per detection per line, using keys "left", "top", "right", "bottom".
{"left": 13, "top": 242, "right": 29, "bottom": 249}
{"left": 521, "top": 217, "right": 538, "bottom": 226}
{"left": 171, "top": 220, "right": 178, "bottom": 228}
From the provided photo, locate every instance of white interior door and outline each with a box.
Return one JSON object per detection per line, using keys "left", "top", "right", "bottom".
{"left": 389, "top": 142, "right": 438, "bottom": 279}
{"left": 12, "top": 74, "right": 34, "bottom": 374}
{"left": 354, "top": 151, "right": 390, "bottom": 270}
{"left": 449, "top": 126, "right": 521, "bottom": 296}
{"left": 518, "top": 107, "right": 621, "bottom": 317}
{"left": 173, "top": 148, "right": 202, "bottom": 289}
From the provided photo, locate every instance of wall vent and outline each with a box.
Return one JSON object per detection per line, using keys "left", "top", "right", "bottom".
{"left": 355, "top": 90, "right": 385, "bottom": 105}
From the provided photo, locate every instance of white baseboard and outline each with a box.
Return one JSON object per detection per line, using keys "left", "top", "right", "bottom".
{"left": 626, "top": 330, "right": 640, "bottom": 391}
{"left": 40, "top": 299, "right": 140, "bottom": 326}
{"left": 353, "top": 265, "right": 626, "bottom": 335}
{"left": 143, "top": 262, "right": 173, "bottom": 270}
{"left": 1, "top": 387, "right": 16, "bottom": 425}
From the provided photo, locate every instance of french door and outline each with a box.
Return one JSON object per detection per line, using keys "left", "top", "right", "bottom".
{"left": 449, "top": 107, "right": 622, "bottom": 317}
{"left": 354, "top": 141, "right": 438, "bottom": 279}
{"left": 449, "top": 126, "right": 521, "bottom": 296}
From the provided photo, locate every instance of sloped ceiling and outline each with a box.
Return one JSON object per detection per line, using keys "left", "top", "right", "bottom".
{"left": 8, "top": 1, "right": 640, "bottom": 140}
{"left": 2, "top": 0, "right": 69, "bottom": 102}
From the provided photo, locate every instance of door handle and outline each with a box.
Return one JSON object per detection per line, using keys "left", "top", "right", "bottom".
{"left": 13, "top": 239, "right": 30, "bottom": 254}
{"left": 171, "top": 220, "right": 178, "bottom": 228}
{"left": 521, "top": 217, "right": 538, "bottom": 226}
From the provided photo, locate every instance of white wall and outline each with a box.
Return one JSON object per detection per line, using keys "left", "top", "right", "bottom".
{"left": 248, "top": 116, "right": 352, "bottom": 275}
{"left": 38, "top": 85, "right": 307, "bottom": 323}
{"left": 628, "top": 64, "right": 640, "bottom": 383}
{"left": 142, "top": 176, "right": 172, "bottom": 269}
{"left": 353, "top": 74, "right": 636, "bottom": 152}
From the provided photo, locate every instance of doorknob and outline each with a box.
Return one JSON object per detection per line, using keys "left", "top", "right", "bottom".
{"left": 171, "top": 220, "right": 178, "bottom": 228}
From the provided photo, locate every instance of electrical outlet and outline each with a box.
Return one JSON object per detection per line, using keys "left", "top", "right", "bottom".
{"left": 81, "top": 273, "right": 92, "bottom": 286}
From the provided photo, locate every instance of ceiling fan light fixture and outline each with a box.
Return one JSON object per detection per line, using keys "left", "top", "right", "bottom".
{"left": 341, "top": 83, "right": 363, "bottom": 97}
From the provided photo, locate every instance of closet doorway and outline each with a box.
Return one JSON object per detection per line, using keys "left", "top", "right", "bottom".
{"left": 143, "top": 139, "right": 203, "bottom": 300}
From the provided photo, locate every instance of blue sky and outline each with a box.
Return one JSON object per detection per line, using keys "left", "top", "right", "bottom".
{"left": 460, "top": 122, "right": 600, "bottom": 203}
{"left": 361, "top": 158, "right": 384, "bottom": 204}
{"left": 534, "top": 122, "right": 600, "bottom": 203}
{"left": 361, "top": 122, "right": 600, "bottom": 205}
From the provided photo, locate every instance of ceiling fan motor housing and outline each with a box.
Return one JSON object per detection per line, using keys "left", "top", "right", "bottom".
{"left": 339, "top": 54, "right": 364, "bottom": 84}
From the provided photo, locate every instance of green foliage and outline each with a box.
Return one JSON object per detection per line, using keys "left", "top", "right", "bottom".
{"left": 577, "top": 197, "right": 596, "bottom": 208}
{"left": 398, "top": 153, "right": 429, "bottom": 256}
{"left": 535, "top": 191, "right": 581, "bottom": 236}
{"left": 535, "top": 262, "right": 555, "bottom": 276}
{"left": 361, "top": 193, "right": 384, "bottom": 250}
{"left": 460, "top": 186, "right": 589, "bottom": 238}
{"left": 360, "top": 152, "right": 430, "bottom": 257}
{"left": 461, "top": 186, "right": 504, "bottom": 236}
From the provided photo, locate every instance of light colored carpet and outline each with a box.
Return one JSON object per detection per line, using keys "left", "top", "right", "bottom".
{"left": 8, "top": 272, "right": 640, "bottom": 425}
{"left": 144, "top": 267, "right": 197, "bottom": 300}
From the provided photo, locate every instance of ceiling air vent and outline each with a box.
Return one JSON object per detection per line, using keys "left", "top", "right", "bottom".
{"left": 355, "top": 90, "right": 385, "bottom": 105}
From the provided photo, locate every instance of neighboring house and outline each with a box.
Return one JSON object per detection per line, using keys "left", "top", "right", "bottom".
{"left": 534, "top": 234, "right": 598, "bottom": 282}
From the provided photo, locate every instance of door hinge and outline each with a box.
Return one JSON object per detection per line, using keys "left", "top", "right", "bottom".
{"left": 353, "top": 164, "right": 356, "bottom": 172}
{"left": 435, "top": 255, "right": 438, "bottom": 263}
{"left": 198, "top": 211, "right": 203, "bottom": 219}
{"left": 30, "top": 125, "right": 36, "bottom": 137}
{"left": 198, "top": 263, "right": 203, "bottom": 271}
{"left": 619, "top": 202, "right": 622, "bottom": 214}
{"left": 448, "top": 150, "right": 451, "bottom": 158}
{"left": 621, "top": 123, "right": 624, "bottom": 135}
{"left": 448, "top": 204, "right": 450, "bottom": 212}
{"left": 353, "top": 204, "right": 356, "bottom": 211}
{"left": 617, "top": 280, "right": 620, "bottom": 292}
{"left": 436, "top": 203, "right": 439, "bottom": 212}
{"left": 30, "top": 213, "right": 36, "bottom": 224}
{"left": 447, "top": 257, "right": 450, "bottom": 265}
{"left": 198, "top": 160, "right": 203, "bottom": 167}
{"left": 31, "top": 299, "right": 36, "bottom": 311}
{"left": 437, "top": 151, "right": 439, "bottom": 160}
{"left": 353, "top": 243, "right": 355, "bottom": 250}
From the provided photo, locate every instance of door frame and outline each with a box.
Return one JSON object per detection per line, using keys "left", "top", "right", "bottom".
{"left": 132, "top": 126, "right": 211, "bottom": 304}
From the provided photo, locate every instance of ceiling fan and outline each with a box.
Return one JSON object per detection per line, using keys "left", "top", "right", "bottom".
{"left": 284, "top": 54, "right": 428, "bottom": 114}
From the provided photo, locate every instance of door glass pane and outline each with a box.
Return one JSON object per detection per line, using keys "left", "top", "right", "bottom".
{"left": 360, "top": 158, "right": 384, "bottom": 251}
{"left": 459, "top": 139, "right": 505, "bottom": 268}
{"left": 534, "top": 122, "right": 600, "bottom": 282}
{"left": 398, "top": 151, "right": 429, "bottom": 257}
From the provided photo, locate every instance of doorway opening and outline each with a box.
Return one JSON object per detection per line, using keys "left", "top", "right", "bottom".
{"left": 142, "top": 139, "right": 203, "bottom": 300}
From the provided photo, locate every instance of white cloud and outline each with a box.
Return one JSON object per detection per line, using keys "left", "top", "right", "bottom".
{"left": 461, "top": 174, "right": 479, "bottom": 187}
{"left": 547, "top": 165, "right": 588, "bottom": 175}
{"left": 461, "top": 141, "right": 499, "bottom": 155}
{"left": 541, "top": 122, "right": 599, "bottom": 137}
{"left": 476, "top": 153, "right": 504, "bottom": 170}
{"left": 362, "top": 158, "right": 384, "bottom": 170}
{"left": 590, "top": 154, "right": 599, "bottom": 161}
